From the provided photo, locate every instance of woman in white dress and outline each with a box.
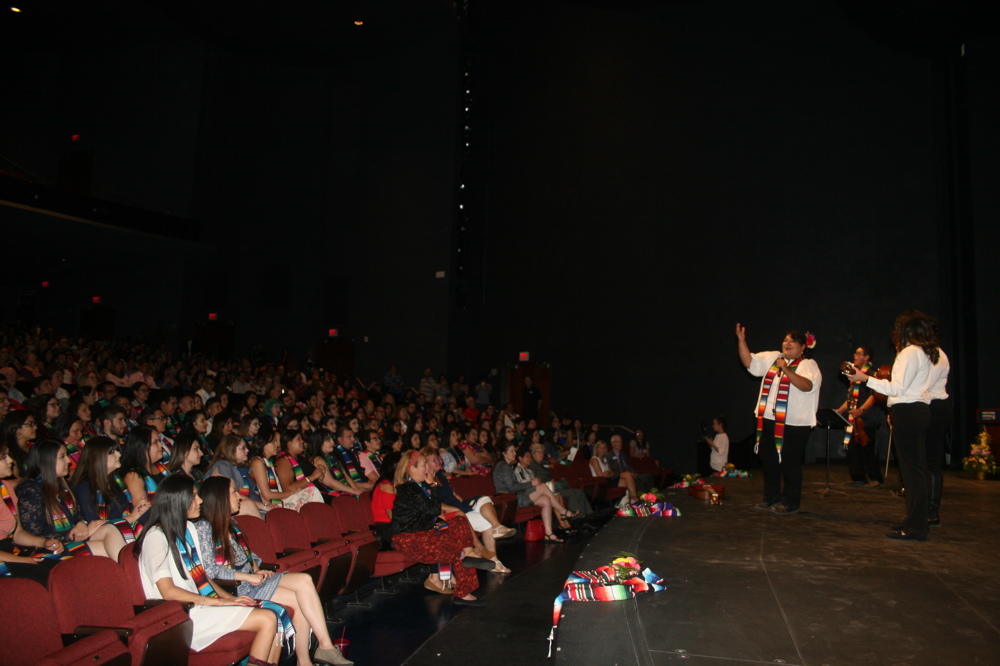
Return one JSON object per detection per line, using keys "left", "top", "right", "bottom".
{"left": 134, "top": 474, "right": 283, "bottom": 665}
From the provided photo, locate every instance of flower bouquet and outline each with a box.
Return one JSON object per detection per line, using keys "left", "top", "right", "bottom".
{"left": 963, "top": 428, "right": 997, "bottom": 478}
{"left": 668, "top": 473, "right": 705, "bottom": 489}
{"left": 714, "top": 463, "right": 751, "bottom": 478}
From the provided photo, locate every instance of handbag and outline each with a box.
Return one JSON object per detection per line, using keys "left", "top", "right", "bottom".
{"left": 524, "top": 518, "right": 545, "bottom": 542}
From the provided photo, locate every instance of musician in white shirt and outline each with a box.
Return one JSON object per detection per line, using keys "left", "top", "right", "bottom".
{"left": 849, "top": 310, "right": 940, "bottom": 541}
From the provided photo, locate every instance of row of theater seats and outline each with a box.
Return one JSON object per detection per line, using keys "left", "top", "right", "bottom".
{"left": 0, "top": 462, "right": 672, "bottom": 665}
{"left": 0, "top": 498, "right": 416, "bottom": 666}
{"left": 450, "top": 456, "right": 674, "bottom": 523}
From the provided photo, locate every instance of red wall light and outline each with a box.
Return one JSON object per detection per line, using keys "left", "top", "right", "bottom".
{"left": 92, "top": 296, "right": 101, "bottom": 304}
{"left": 71, "top": 134, "right": 80, "bottom": 141}
{"left": 208, "top": 313, "right": 217, "bottom": 321}
{"left": 41, "top": 281, "right": 50, "bottom": 288}
{"left": 328, "top": 329, "right": 339, "bottom": 337}
{"left": 519, "top": 351, "right": 530, "bottom": 362}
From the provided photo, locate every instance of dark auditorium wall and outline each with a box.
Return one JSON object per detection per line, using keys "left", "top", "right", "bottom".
{"left": 460, "top": 0, "right": 997, "bottom": 472}
{"left": 2, "top": 1, "right": 996, "bottom": 473}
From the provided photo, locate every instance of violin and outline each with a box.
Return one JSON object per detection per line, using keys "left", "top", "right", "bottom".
{"left": 871, "top": 365, "right": 892, "bottom": 403}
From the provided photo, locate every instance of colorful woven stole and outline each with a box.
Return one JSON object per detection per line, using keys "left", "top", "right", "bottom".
{"left": 843, "top": 362, "right": 871, "bottom": 447}
{"left": 65, "top": 438, "right": 84, "bottom": 467}
{"left": 160, "top": 435, "right": 174, "bottom": 463}
{"left": 110, "top": 473, "right": 133, "bottom": 507}
{"left": 755, "top": 356, "right": 802, "bottom": 461}
{"left": 549, "top": 566, "right": 665, "bottom": 657}
{"left": 364, "top": 450, "right": 382, "bottom": 475}
{"left": 51, "top": 481, "right": 77, "bottom": 533}
{"left": 1, "top": 483, "right": 16, "bottom": 535}
{"left": 334, "top": 446, "right": 364, "bottom": 484}
{"left": 615, "top": 501, "right": 681, "bottom": 518}
{"left": 316, "top": 454, "right": 350, "bottom": 498}
{"left": 176, "top": 528, "right": 293, "bottom": 647}
{"left": 235, "top": 466, "right": 256, "bottom": 498}
{"left": 257, "top": 457, "right": 284, "bottom": 506}
{"left": 276, "top": 453, "right": 313, "bottom": 487}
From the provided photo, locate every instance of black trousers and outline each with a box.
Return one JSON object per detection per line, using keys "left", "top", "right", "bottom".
{"left": 757, "top": 420, "right": 811, "bottom": 511}
{"left": 846, "top": 425, "right": 883, "bottom": 483}
{"left": 925, "top": 397, "right": 952, "bottom": 516}
{"left": 892, "top": 402, "right": 931, "bottom": 538}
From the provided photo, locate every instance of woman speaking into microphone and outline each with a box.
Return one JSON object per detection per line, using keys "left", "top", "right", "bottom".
{"left": 737, "top": 324, "right": 822, "bottom": 515}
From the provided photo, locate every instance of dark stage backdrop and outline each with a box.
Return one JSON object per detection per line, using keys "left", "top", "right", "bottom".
{"left": 2, "top": 1, "right": 996, "bottom": 473}
{"left": 463, "top": 0, "right": 995, "bottom": 472}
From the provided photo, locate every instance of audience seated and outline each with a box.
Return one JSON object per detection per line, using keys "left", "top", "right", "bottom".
{"left": 0, "top": 323, "right": 665, "bottom": 663}
{"left": 195, "top": 477, "right": 351, "bottom": 665}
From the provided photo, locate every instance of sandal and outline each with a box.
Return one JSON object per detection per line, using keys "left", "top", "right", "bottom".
{"left": 492, "top": 526, "right": 517, "bottom": 540}
{"left": 490, "top": 560, "right": 511, "bottom": 574}
{"left": 543, "top": 533, "right": 564, "bottom": 543}
{"left": 560, "top": 510, "right": 579, "bottom": 520}
{"left": 424, "top": 577, "right": 454, "bottom": 594}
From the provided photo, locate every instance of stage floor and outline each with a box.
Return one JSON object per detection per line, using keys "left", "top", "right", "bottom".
{"left": 395, "top": 466, "right": 999, "bottom": 666}
{"left": 549, "top": 467, "right": 1000, "bottom": 666}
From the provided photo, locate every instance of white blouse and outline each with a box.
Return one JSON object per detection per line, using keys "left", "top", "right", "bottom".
{"left": 139, "top": 524, "right": 253, "bottom": 651}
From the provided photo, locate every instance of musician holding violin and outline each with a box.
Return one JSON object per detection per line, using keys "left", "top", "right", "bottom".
{"left": 836, "top": 346, "right": 884, "bottom": 488}
{"left": 847, "top": 310, "right": 940, "bottom": 542}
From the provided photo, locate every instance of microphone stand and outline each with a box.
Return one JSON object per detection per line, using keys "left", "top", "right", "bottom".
{"left": 813, "top": 408, "right": 849, "bottom": 498}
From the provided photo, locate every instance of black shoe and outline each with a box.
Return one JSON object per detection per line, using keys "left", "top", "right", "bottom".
{"left": 886, "top": 531, "right": 926, "bottom": 542}
{"left": 843, "top": 481, "right": 865, "bottom": 487}
{"left": 770, "top": 505, "right": 799, "bottom": 515}
{"left": 754, "top": 502, "right": 777, "bottom": 510}
{"left": 891, "top": 488, "right": 906, "bottom": 498}
{"left": 928, "top": 516, "right": 941, "bottom": 526}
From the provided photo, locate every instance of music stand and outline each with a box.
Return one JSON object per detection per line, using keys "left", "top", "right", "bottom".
{"left": 813, "top": 408, "right": 849, "bottom": 497}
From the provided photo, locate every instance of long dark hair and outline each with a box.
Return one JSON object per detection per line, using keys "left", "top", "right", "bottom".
{"left": 69, "top": 436, "right": 119, "bottom": 503}
{"left": 23, "top": 438, "right": 71, "bottom": 526}
{"left": 121, "top": 426, "right": 157, "bottom": 476}
{"left": 134, "top": 474, "right": 198, "bottom": 579}
{"left": 54, "top": 413, "right": 83, "bottom": 442}
{"left": 178, "top": 410, "right": 207, "bottom": 440}
{"left": 304, "top": 429, "right": 334, "bottom": 464}
{"left": 2, "top": 410, "right": 35, "bottom": 473}
{"left": 199, "top": 476, "right": 237, "bottom": 567}
{"left": 248, "top": 423, "right": 277, "bottom": 460}
{"left": 168, "top": 435, "right": 200, "bottom": 474}
{"left": 892, "top": 310, "right": 941, "bottom": 364}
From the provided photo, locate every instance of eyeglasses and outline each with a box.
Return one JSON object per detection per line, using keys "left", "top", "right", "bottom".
{"left": 23, "top": 421, "right": 37, "bottom": 426}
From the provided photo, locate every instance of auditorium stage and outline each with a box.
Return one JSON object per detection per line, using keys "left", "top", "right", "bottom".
{"left": 397, "top": 466, "right": 1000, "bottom": 666}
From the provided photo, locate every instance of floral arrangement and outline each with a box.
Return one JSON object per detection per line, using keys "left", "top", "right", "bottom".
{"left": 805, "top": 331, "right": 816, "bottom": 349}
{"left": 638, "top": 488, "right": 665, "bottom": 506}
{"left": 963, "top": 428, "right": 997, "bottom": 475}
{"left": 668, "top": 474, "right": 706, "bottom": 489}
{"left": 714, "top": 463, "right": 751, "bottom": 478}
{"left": 609, "top": 552, "right": 642, "bottom": 581}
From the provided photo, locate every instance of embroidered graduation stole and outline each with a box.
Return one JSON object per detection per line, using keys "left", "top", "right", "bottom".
{"left": 1, "top": 483, "right": 16, "bottom": 538}
{"left": 257, "top": 457, "right": 284, "bottom": 505}
{"left": 364, "top": 450, "right": 382, "bottom": 475}
{"left": 755, "top": 356, "right": 803, "bottom": 461}
{"left": 177, "top": 528, "right": 294, "bottom": 646}
{"left": 65, "top": 438, "right": 84, "bottom": 467}
{"left": 51, "top": 480, "right": 77, "bottom": 534}
{"left": 140, "top": 464, "right": 171, "bottom": 499}
{"left": 235, "top": 466, "right": 255, "bottom": 498}
{"left": 276, "top": 453, "right": 313, "bottom": 487}
{"left": 843, "top": 362, "right": 871, "bottom": 447}
{"left": 335, "top": 446, "right": 363, "bottom": 484}
{"left": 160, "top": 435, "right": 174, "bottom": 463}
